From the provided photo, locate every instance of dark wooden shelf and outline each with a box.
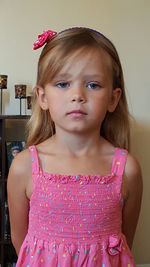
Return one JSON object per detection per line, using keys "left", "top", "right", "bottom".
{"left": 0, "top": 115, "right": 30, "bottom": 119}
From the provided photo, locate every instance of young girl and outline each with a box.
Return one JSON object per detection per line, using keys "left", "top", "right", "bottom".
{"left": 7, "top": 27, "right": 143, "bottom": 267}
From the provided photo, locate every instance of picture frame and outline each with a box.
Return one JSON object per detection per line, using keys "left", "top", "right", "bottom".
{"left": 15, "top": 84, "right": 26, "bottom": 99}
{"left": 6, "top": 141, "right": 26, "bottom": 169}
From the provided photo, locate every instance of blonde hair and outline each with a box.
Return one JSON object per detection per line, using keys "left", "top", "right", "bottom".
{"left": 27, "top": 27, "right": 130, "bottom": 150}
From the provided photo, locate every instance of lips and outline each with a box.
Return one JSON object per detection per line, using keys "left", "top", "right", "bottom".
{"left": 66, "top": 110, "right": 87, "bottom": 115}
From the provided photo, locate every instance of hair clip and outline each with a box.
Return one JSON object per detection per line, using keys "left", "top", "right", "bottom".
{"left": 33, "top": 30, "right": 57, "bottom": 50}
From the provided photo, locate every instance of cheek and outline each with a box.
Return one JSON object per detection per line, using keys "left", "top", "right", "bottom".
{"left": 47, "top": 99, "right": 62, "bottom": 121}
{"left": 91, "top": 94, "right": 110, "bottom": 109}
{"left": 91, "top": 97, "right": 110, "bottom": 118}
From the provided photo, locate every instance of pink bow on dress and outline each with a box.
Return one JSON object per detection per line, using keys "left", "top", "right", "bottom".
{"left": 33, "top": 30, "right": 57, "bottom": 50}
{"left": 108, "top": 235, "right": 122, "bottom": 256}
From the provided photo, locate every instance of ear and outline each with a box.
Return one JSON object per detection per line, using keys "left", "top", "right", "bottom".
{"left": 108, "top": 88, "right": 122, "bottom": 112}
{"left": 36, "top": 86, "right": 49, "bottom": 110}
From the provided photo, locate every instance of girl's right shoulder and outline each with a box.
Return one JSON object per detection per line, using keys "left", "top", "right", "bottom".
{"left": 8, "top": 148, "right": 32, "bottom": 181}
{"left": 7, "top": 148, "right": 33, "bottom": 201}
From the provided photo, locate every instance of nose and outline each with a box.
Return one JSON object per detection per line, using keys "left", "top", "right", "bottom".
{"left": 70, "top": 88, "right": 86, "bottom": 103}
{"left": 71, "top": 95, "right": 86, "bottom": 103}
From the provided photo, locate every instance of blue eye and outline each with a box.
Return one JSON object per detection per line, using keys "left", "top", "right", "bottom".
{"left": 56, "top": 82, "right": 69, "bottom": 88}
{"left": 87, "top": 82, "right": 100, "bottom": 90}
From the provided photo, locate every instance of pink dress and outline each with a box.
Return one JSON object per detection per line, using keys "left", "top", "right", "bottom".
{"left": 16, "top": 145, "right": 136, "bottom": 266}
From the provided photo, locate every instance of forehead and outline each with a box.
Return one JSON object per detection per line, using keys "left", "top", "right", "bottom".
{"left": 56, "top": 47, "right": 112, "bottom": 78}
{"left": 41, "top": 45, "right": 113, "bottom": 87}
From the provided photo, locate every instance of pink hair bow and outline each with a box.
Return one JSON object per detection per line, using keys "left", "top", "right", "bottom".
{"left": 33, "top": 30, "right": 57, "bottom": 50}
{"left": 108, "top": 235, "right": 122, "bottom": 255}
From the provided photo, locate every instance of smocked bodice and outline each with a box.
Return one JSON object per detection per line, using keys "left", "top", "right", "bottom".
{"left": 29, "top": 171, "right": 122, "bottom": 244}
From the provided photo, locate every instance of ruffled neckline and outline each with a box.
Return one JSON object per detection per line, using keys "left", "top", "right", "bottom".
{"left": 39, "top": 171, "right": 115, "bottom": 185}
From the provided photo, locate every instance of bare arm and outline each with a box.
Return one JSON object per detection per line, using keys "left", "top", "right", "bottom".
{"left": 7, "top": 149, "right": 31, "bottom": 255}
{"left": 122, "top": 154, "right": 143, "bottom": 249}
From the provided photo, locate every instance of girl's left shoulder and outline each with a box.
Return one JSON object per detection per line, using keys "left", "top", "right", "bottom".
{"left": 124, "top": 152, "right": 143, "bottom": 193}
{"left": 122, "top": 153, "right": 143, "bottom": 248}
{"left": 125, "top": 153, "right": 142, "bottom": 179}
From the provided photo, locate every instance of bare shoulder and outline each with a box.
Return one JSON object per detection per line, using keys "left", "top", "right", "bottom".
{"left": 7, "top": 148, "right": 32, "bottom": 253}
{"left": 125, "top": 153, "right": 142, "bottom": 180}
{"left": 7, "top": 148, "right": 32, "bottom": 189}
{"left": 121, "top": 153, "right": 143, "bottom": 248}
{"left": 9, "top": 148, "right": 31, "bottom": 174}
{"left": 124, "top": 152, "right": 143, "bottom": 196}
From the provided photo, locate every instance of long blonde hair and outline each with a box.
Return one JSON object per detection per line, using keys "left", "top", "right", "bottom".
{"left": 27, "top": 27, "right": 130, "bottom": 149}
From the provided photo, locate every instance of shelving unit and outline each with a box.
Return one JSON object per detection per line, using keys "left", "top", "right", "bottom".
{"left": 0, "top": 115, "right": 29, "bottom": 267}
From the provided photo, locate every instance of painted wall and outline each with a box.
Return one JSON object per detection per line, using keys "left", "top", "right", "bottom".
{"left": 0, "top": 0, "right": 150, "bottom": 264}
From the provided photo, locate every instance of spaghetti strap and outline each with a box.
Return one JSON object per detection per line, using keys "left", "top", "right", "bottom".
{"left": 111, "top": 148, "right": 128, "bottom": 177}
{"left": 28, "top": 145, "right": 40, "bottom": 175}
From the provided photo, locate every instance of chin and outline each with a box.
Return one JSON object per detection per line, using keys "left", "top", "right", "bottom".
{"left": 66, "top": 127, "right": 92, "bottom": 135}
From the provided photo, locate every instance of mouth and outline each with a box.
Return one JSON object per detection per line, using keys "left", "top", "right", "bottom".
{"left": 66, "top": 109, "right": 87, "bottom": 119}
{"left": 66, "top": 110, "right": 87, "bottom": 115}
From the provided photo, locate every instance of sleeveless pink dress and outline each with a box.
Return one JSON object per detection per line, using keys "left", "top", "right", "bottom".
{"left": 16, "top": 146, "right": 136, "bottom": 266}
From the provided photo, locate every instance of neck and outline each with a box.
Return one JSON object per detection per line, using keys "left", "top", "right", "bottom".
{"left": 51, "top": 129, "right": 105, "bottom": 157}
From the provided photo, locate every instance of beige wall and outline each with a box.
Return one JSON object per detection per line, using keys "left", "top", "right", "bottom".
{"left": 0, "top": 0, "right": 150, "bottom": 264}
